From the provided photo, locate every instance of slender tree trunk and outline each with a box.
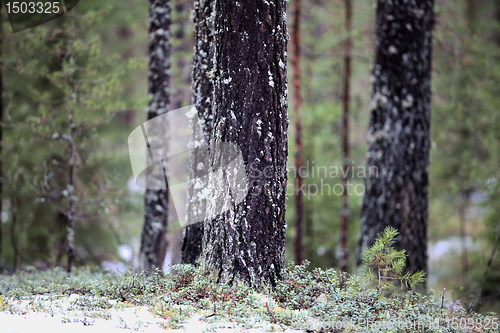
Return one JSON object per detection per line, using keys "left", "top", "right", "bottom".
{"left": 458, "top": 190, "right": 469, "bottom": 284}
{"left": 140, "top": 0, "right": 172, "bottom": 272}
{"left": 9, "top": 195, "right": 18, "bottom": 272}
{"left": 200, "top": 0, "right": 288, "bottom": 289}
{"left": 455, "top": 0, "right": 478, "bottom": 284}
{"left": 291, "top": 0, "right": 304, "bottom": 265}
{"left": 180, "top": 0, "right": 214, "bottom": 265}
{"left": 464, "top": 0, "right": 476, "bottom": 32}
{"left": 55, "top": 213, "right": 67, "bottom": 267}
{"left": 339, "top": 0, "right": 352, "bottom": 273}
{"left": 358, "top": 0, "right": 434, "bottom": 277}
{"left": 473, "top": 226, "right": 499, "bottom": 312}
{"left": 496, "top": 0, "right": 500, "bottom": 45}
{"left": 66, "top": 107, "right": 76, "bottom": 272}
{"left": 171, "top": 0, "right": 193, "bottom": 109}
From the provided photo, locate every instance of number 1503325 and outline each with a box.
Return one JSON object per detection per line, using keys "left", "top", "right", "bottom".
{"left": 5, "top": 1, "right": 62, "bottom": 15}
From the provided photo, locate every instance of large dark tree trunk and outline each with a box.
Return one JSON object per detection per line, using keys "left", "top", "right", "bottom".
{"left": 339, "top": 0, "right": 352, "bottom": 273}
{"left": 358, "top": 0, "right": 434, "bottom": 276}
{"left": 180, "top": 0, "right": 214, "bottom": 265}
{"left": 140, "top": 0, "right": 172, "bottom": 272}
{"left": 291, "top": 0, "right": 304, "bottom": 265}
{"left": 200, "top": 0, "right": 288, "bottom": 289}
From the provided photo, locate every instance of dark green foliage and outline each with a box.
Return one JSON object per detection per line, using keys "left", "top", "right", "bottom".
{"left": 429, "top": 0, "right": 500, "bottom": 310}
{"left": 1, "top": 10, "right": 133, "bottom": 269}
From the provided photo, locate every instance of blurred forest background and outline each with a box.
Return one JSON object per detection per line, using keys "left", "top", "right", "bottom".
{"left": 0, "top": 0, "right": 498, "bottom": 313}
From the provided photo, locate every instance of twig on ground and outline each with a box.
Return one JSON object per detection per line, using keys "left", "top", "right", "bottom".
{"left": 266, "top": 302, "right": 278, "bottom": 324}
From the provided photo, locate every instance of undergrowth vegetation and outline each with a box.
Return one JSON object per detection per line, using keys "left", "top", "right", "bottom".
{"left": 0, "top": 262, "right": 497, "bottom": 332}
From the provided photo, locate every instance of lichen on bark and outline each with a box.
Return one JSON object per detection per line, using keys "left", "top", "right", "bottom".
{"left": 140, "top": 0, "right": 173, "bottom": 272}
{"left": 199, "top": 0, "right": 289, "bottom": 289}
{"left": 359, "top": 0, "right": 434, "bottom": 277}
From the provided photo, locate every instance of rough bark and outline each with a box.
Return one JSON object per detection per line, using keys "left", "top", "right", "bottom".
{"left": 359, "top": 0, "right": 434, "bottom": 276}
{"left": 140, "top": 0, "right": 172, "bottom": 272}
{"left": 180, "top": 0, "right": 215, "bottom": 265}
{"left": 291, "top": 0, "right": 304, "bottom": 265}
{"left": 200, "top": 0, "right": 288, "bottom": 289}
{"left": 339, "top": 0, "right": 352, "bottom": 273}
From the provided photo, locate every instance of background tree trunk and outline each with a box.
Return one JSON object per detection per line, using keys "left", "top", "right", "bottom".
{"left": 358, "top": 0, "right": 434, "bottom": 276}
{"left": 291, "top": 0, "right": 304, "bottom": 265}
{"left": 458, "top": 190, "right": 469, "bottom": 284}
{"left": 339, "top": 0, "right": 352, "bottom": 273}
{"left": 9, "top": 194, "right": 18, "bottom": 272}
{"left": 181, "top": 0, "right": 214, "bottom": 265}
{"left": 140, "top": 0, "right": 172, "bottom": 272}
{"left": 200, "top": 0, "right": 288, "bottom": 289}
{"left": 171, "top": 0, "right": 193, "bottom": 110}
{"left": 65, "top": 106, "right": 76, "bottom": 272}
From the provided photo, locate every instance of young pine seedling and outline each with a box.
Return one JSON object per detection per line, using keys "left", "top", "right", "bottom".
{"left": 362, "top": 226, "right": 426, "bottom": 290}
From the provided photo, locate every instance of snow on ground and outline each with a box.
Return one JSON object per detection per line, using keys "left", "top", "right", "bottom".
{"left": 1, "top": 299, "right": 168, "bottom": 333}
{"left": 0, "top": 294, "right": 304, "bottom": 333}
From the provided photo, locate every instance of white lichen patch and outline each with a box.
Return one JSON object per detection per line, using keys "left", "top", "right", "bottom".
{"left": 255, "top": 119, "right": 263, "bottom": 137}
{"left": 268, "top": 70, "right": 275, "bottom": 87}
{"left": 402, "top": 94, "right": 414, "bottom": 109}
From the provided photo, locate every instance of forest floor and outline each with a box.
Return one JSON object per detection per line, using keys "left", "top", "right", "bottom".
{"left": 0, "top": 296, "right": 298, "bottom": 332}
{"left": 0, "top": 265, "right": 498, "bottom": 333}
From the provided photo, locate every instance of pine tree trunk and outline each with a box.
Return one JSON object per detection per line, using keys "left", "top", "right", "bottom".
{"left": 291, "top": 0, "right": 304, "bottom": 265}
{"left": 66, "top": 107, "right": 76, "bottom": 272}
{"left": 339, "top": 0, "right": 352, "bottom": 273}
{"left": 359, "top": 0, "right": 434, "bottom": 276}
{"left": 458, "top": 190, "right": 469, "bottom": 284}
{"left": 180, "top": 0, "right": 214, "bottom": 265}
{"left": 9, "top": 194, "right": 18, "bottom": 272}
{"left": 200, "top": 0, "right": 288, "bottom": 289}
{"left": 140, "top": 0, "right": 172, "bottom": 272}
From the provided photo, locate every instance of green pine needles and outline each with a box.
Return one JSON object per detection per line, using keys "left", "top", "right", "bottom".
{"left": 362, "top": 227, "right": 426, "bottom": 290}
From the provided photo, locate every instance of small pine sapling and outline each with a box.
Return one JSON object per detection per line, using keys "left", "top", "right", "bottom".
{"left": 362, "top": 226, "right": 426, "bottom": 290}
